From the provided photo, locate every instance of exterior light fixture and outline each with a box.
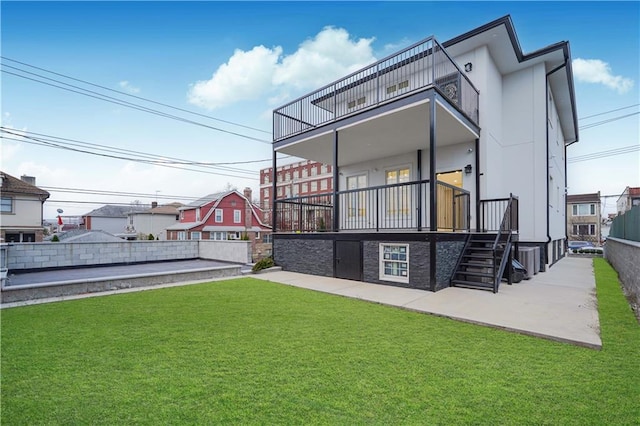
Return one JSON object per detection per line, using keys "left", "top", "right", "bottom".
{"left": 464, "top": 62, "right": 473, "bottom": 72}
{"left": 464, "top": 164, "right": 473, "bottom": 175}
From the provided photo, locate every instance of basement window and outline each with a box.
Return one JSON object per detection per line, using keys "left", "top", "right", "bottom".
{"left": 379, "top": 243, "right": 409, "bottom": 284}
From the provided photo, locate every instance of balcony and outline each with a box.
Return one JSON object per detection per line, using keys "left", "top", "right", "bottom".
{"left": 274, "top": 180, "right": 470, "bottom": 233}
{"left": 273, "top": 36, "right": 479, "bottom": 142}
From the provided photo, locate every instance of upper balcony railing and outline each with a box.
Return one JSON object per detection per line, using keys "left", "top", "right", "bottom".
{"left": 273, "top": 36, "right": 480, "bottom": 142}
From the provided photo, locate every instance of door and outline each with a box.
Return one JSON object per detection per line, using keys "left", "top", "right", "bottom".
{"left": 335, "top": 240, "right": 362, "bottom": 281}
{"left": 436, "top": 170, "right": 464, "bottom": 231}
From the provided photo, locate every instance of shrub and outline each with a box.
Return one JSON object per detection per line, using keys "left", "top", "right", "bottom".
{"left": 51, "top": 235, "right": 60, "bottom": 242}
{"left": 252, "top": 257, "right": 275, "bottom": 273}
{"left": 148, "top": 234, "right": 155, "bottom": 240}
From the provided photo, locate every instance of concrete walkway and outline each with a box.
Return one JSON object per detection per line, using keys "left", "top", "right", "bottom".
{"left": 251, "top": 256, "right": 601, "bottom": 349}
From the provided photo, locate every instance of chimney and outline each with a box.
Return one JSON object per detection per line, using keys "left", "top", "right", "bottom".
{"left": 21, "top": 175, "right": 36, "bottom": 185}
{"left": 244, "top": 187, "right": 252, "bottom": 230}
{"left": 151, "top": 201, "right": 158, "bottom": 208}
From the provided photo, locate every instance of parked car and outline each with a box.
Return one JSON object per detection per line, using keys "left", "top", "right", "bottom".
{"left": 568, "top": 241, "right": 594, "bottom": 253}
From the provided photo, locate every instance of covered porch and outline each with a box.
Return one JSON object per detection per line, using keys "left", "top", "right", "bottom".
{"left": 272, "top": 36, "right": 482, "bottom": 234}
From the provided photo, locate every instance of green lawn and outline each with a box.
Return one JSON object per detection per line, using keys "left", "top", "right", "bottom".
{"left": 2, "top": 258, "right": 639, "bottom": 424}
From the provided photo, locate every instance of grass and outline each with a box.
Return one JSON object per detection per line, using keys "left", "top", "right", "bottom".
{"left": 1, "top": 258, "right": 639, "bottom": 424}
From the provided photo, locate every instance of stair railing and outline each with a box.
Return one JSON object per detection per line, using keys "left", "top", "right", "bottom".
{"left": 490, "top": 194, "right": 518, "bottom": 292}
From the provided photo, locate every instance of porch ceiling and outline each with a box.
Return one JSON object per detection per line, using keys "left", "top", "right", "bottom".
{"left": 276, "top": 99, "right": 478, "bottom": 167}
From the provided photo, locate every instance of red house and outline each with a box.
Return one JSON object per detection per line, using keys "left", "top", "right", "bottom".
{"left": 166, "top": 188, "right": 272, "bottom": 260}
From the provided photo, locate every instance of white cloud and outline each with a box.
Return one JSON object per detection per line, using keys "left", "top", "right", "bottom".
{"left": 188, "top": 45, "right": 282, "bottom": 110}
{"left": 572, "top": 58, "right": 634, "bottom": 94}
{"left": 188, "top": 27, "right": 377, "bottom": 110}
{"left": 118, "top": 80, "right": 141, "bottom": 94}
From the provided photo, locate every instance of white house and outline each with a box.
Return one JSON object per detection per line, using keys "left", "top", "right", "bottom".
{"left": 0, "top": 172, "right": 50, "bottom": 242}
{"left": 269, "top": 16, "right": 578, "bottom": 292}
{"left": 82, "top": 204, "right": 148, "bottom": 236}
{"left": 126, "top": 202, "right": 182, "bottom": 240}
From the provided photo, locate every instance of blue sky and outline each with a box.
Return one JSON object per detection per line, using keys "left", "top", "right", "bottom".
{"left": 1, "top": 1, "right": 638, "bottom": 218}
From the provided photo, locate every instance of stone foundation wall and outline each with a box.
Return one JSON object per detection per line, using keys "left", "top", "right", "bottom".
{"left": 605, "top": 237, "right": 640, "bottom": 312}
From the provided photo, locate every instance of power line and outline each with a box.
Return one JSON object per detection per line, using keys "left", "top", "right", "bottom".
{"left": 1, "top": 56, "right": 271, "bottom": 134}
{"left": 568, "top": 144, "right": 640, "bottom": 163}
{"left": 39, "top": 186, "right": 201, "bottom": 201}
{"left": 1, "top": 67, "right": 272, "bottom": 144}
{"left": 1, "top": 132, "right": 258, "bottom": 180}
{"left": 1, "top": 128, "right": 262, "bottom": 175}
{"left": 578, "top": 104, "right": 639, "bottom": 121}
{"left": 578, "top": 112, "right": 639, "bottom": 131}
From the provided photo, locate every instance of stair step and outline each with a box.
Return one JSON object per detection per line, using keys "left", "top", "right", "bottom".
{"left": 455, "top": 270, "right": 495, "bottom": 278}
{"left": 459, "top": 261, "right": 493, "bottom": 267}
{"left": 451, "top": 279, "right": 495, "bottom": 291}
{"left": 463, "top": 253, "right": 495, "bottom": 259}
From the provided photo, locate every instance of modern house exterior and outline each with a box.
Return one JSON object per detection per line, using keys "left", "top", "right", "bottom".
{"left": 125, "top": 202, "right": 182, "bottom": 240}
{"left": 269, "top": 15, "right": 578, "bottom": 292}
{"left": 260, "top": 160, "right": 333, "bottom": 224}
{"left": 567, "top": 193, "right": 602, "bottom": 245}
{"left": 82, "top": 204, "right": 148, "bottom": 236}
{"left": 166, "top": 188, "right": 272, "bottom": 261}
{"left": 0, "top": 172, "right": 50, "bottom": 242}
{"left": 616, "top": 186, "right": 640, "bottom": 215}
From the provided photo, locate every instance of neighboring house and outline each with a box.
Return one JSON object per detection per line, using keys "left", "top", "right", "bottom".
{"left": 47, "top": 229, "right": 125, "bottom": 243}
{"left": 567, "top": 193, "right": 601, "bottom": 245}
{"left": 82, "top": 204, "right": 148, "bottom": 236}
{"left": 260, "top": 160, "right": 333, "bottom": 224}
{"left": 126, "top": 202, "right": 182, "bottom": 240}
{"left": 269, "top": 15, "right": 578, "bottom": 292}
{"left": 616, "top": 186, "right": 640, "bottom": 215}
{"left": 166, "top": 188, "right": 271, "bottom": 261}
{"left": 0, "top": 172, "right": 50, "bottom": 242}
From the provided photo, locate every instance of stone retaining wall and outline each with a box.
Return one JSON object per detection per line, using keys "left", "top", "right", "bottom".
{"left": 605, "top": 237, "right": 640, "bottom": 312}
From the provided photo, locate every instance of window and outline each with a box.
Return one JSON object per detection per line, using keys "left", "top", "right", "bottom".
{"left": 211, "top": 231, "right": 227, "bottom": 240}
{"left": 255, "top": 232, "right": 260, "bottom": 240}
{"left": 348, "top": 97, "right": 365, "bottom": 109}
{"left": 215, "top": 209, "right": 223, "bottom": 222}
{"left": 310, "top": 181, "right": 317, "bottom": 192}
{"left": 398, "top": 80, "right": 409, "bottom": 90}
{"left": 277, "top": 187, "right": 283, "bottom": 197}
{"left": 292, "top": 184, "right": 299, "bottom": 196}
{"left": 263, "top": 188, "right": 269, "bottom": 198}
{"left": 320, "top": 179, "right": 328, "bottom": 191}
{"left": 572, "top": 224, "right": 596, "bottom": 236}
{"left": 228, "top": 231, "right": 241, "bottom": 240}
{"left": 346, "top": 174, "right": 367, "bottom": 217}
{"left": 379, "top": 244, "right": 409, "bottom": 283}
{"left": 234, "top": 210, "right": 241, "bottom": 223}
{"left": 180, "top": 211, "right": 184, "bottom": 220}
{"left": 302, "top": 168, "right": 308, "bottom": 178}
{"left": 263, "top": 234, "right": 273, "bottom": 244}
{"left": 385, "top": 168, "right": 411, "bottom": 216}
{"left": 301, "top": 182, "right": 308, "bottom": 193}
{"left": 196, "top": 208, "right": 201, "bottom": 221}
{"left": 572, "top": 204, "right": 596, "bottom": 216}
{"left": 190, "top": 231, "right": 202, "bottom": 240}
{"left": 311, "top": 166, "right": 317, "bottom": 176}
{"left": 0, "top": 197, "right": 12, "bottom": 213}
{"left": 177, "top": 231, "right": 187, "bottom": 240}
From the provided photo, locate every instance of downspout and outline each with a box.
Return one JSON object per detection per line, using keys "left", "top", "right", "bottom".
{"left": 546, "top": 59, "right": 568, "bottom": 265}
{"left": 475, "top": 138, "right": 480, "bottom": 232}
{"left": 417, "top": 149, "right": 422, "bottom": 231}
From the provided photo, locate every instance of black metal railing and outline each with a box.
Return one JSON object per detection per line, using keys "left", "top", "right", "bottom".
{"left": 273, "top": 36, "right": 479, "bottom": 141}
{"left": 479, "top": 194, "right": 519, "bottom": 233}
{"left": 273, "top": 180, "right": 471, "bottom": 233}
{"left": 274, "top": 193, "right": 333, "bottom": 233}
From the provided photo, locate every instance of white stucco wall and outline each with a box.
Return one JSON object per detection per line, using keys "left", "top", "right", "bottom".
{"left": 501, "top": 63, "right": 548, "bottom": 242}
{"left": 131, "top": 214, "right": 178, "bottom": 240}
{"left": 1, "top": 197, "right": 43, "bottom": 228}
{"left": 90, "top": 217, "right": 127, "bottom": 235}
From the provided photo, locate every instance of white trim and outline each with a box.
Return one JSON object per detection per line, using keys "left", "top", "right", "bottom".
{"left": 379, "top": 243, "right": 409, "bottom": 284}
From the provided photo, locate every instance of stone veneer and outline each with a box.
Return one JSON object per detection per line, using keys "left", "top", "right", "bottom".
{"left": 435, "top": 241, "right": 466, "bottom": 290}
{"left": 273, "top": 238, "right": 334, "bottom": 277}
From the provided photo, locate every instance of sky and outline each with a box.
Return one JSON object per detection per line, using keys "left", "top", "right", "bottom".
{"left": 1, "top": 1, "right": 638, "bottom": 219}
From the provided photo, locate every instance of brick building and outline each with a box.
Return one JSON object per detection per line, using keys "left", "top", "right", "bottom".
{"left": 259, "top": 160, "right": 333, "bottom": 224}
